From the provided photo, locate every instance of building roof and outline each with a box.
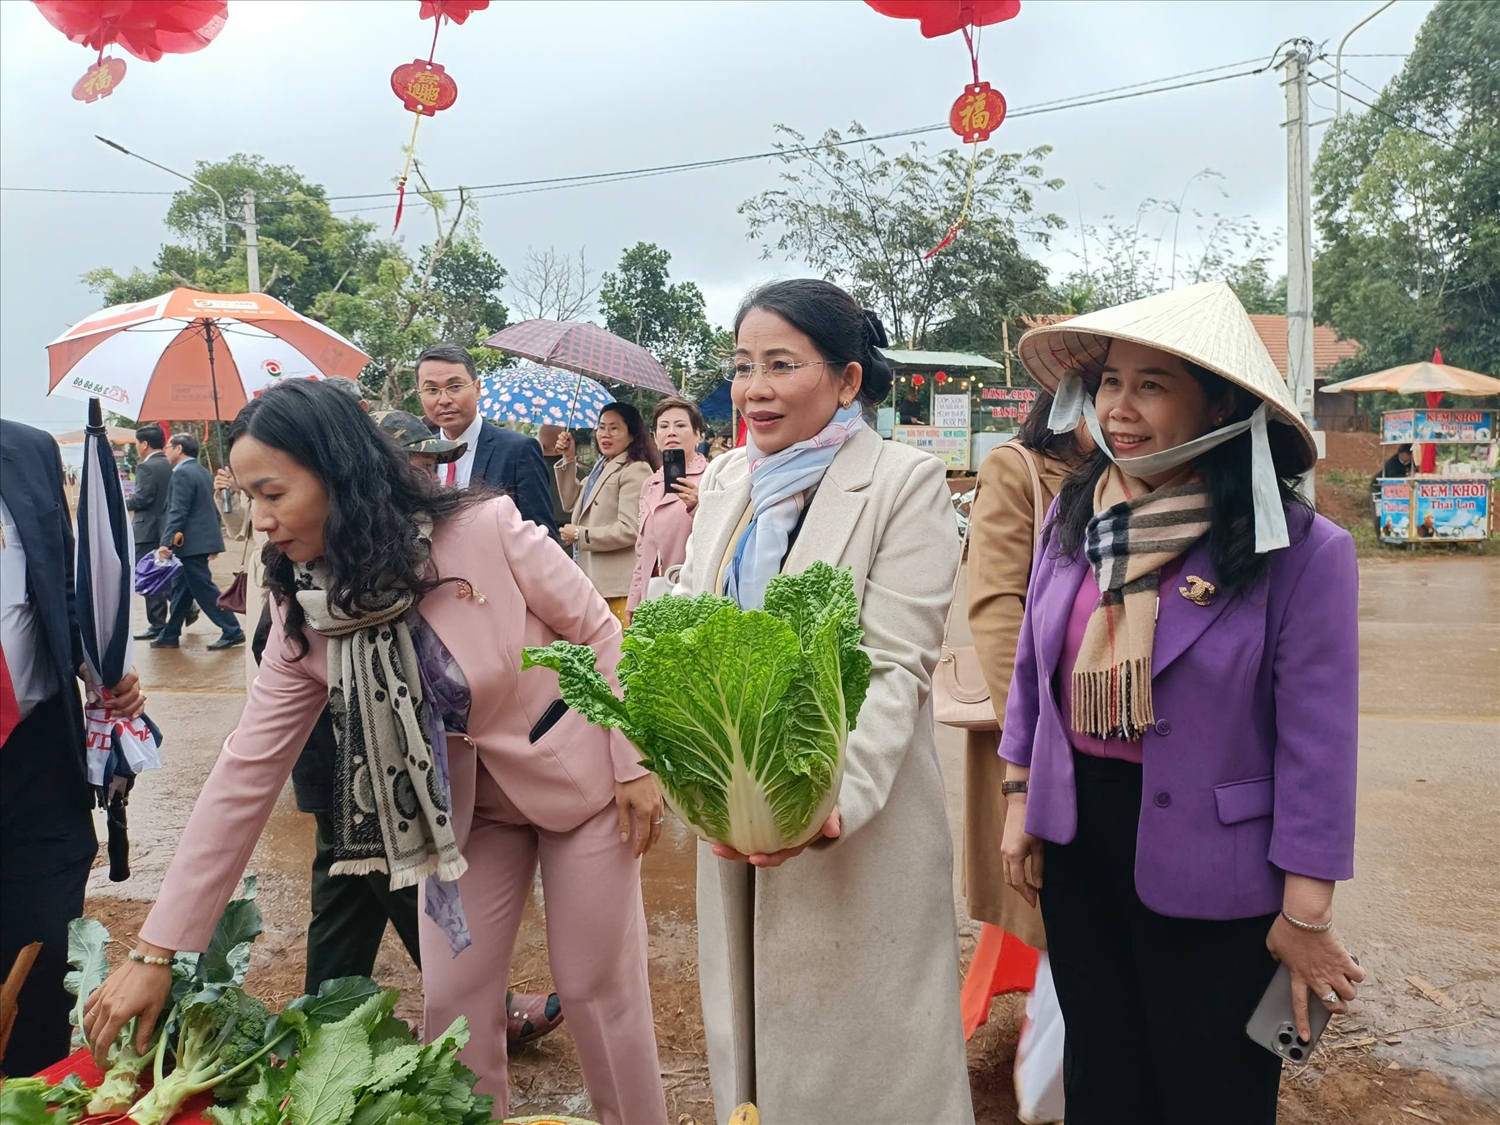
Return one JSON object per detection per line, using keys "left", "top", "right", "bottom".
{"left": 882, "top": 348, "right": 1004, "bottom": 370}
{"left": 1018, "top": 313, "right": 1361, "bottom": 380}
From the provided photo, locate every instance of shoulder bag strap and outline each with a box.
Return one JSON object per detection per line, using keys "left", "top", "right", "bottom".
{"left": 940, "top": 480, "right": 977, "bottom": 646}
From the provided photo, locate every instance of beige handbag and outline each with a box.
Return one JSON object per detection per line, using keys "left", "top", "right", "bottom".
{"left": 644, "top": 555, "right": 683, "bottom": 603}
{"left": 933, "top": 442, "right": 1045, "bottom": 731}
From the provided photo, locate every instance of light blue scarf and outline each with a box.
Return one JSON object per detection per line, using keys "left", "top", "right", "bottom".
{"left": 726, "top": 404, "right": 864, "bottom": 610}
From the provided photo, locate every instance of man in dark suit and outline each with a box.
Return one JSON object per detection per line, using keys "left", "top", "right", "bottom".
{"left": 415, "top": 343, "right": 559, "bottom": 541}
{"left": 152, "top": 433, "right": 245, "bottom": 650}
{"left": 0, "top": 418, "right": 145, "bottom": 1075}
{"left": 128, "top": 425, "right": 173, "bottom": 638}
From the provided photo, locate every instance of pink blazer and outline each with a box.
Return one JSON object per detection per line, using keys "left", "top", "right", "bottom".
{"left": 140, "top": 496, "right": 643, "bottom": 953}
{"left": 625, "top": 454, "right": 707, "bottom": 616}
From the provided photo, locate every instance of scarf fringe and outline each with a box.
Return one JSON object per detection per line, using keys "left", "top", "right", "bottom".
{"left": 1071, "top": 658, "right": 1155, "bottom": 741}
{"left": 329, "top": 857, "right": 391, "bottom": 878}
{"left": 385, "top": 852, "right": 470, "bottom": 892}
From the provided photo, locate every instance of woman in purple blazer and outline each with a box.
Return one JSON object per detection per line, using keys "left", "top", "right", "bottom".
{"left": 997, "top": 283, "right": 1364, "bottom": 1124}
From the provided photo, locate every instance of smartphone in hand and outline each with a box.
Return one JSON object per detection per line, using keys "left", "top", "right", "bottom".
{"left": 1245, "top": 962, "right": 1333, "bottom": 1063}
{"left": 662, "top": 447, "right": 687, "bottom": 492}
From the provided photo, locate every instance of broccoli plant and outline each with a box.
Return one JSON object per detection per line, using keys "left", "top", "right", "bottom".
{"left": 85, "top": 1018, "right": 154, "bottom": 1114}
{"left": 126, "top": 989, "right": 278, "bottom": 1125}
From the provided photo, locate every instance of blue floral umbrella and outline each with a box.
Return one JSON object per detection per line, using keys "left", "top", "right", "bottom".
{"left": 479, "top": 362, "right": 615, "bottom": 429}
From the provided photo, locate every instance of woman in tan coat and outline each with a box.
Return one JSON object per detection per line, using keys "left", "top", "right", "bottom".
{"left": 555, "top": 403, "right": 656, "bottom": 621}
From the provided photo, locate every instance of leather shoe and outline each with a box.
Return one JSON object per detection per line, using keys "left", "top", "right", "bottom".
{"left": 134, "top": 628, "right": 162, "bottom": 640}
{"left": 150, "top": 637, "right": 180, "bottom": 649}
{"left": 206, "top": 632, "right": 245, "bottom": 651}
{"left": 506, "top": 991, "right": 563, "bottom": 1053}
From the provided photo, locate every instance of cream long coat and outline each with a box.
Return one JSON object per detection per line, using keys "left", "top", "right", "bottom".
{"left": 557, "top": 453, "right": 653, "bottom": 599}
{"left": 676, "top": 426, "right": 974, "bottom": 1125}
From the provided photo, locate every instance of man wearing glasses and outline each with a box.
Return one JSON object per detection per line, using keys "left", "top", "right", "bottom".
{"left": 415, "top": 344, "right": 559, "bottom": 542}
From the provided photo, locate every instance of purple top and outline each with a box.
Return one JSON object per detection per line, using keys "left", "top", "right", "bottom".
{"left": 1059, "top": 556, "right": 1187, "bottom": 764}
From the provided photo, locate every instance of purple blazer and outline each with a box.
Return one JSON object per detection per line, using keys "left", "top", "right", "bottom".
{"left": 999, "top": 505, "right": 1359, "bottom": 920}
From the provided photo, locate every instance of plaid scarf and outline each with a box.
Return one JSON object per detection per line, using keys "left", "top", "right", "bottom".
{"left": 1073, "top": 466, "right": 1210, "bottom": 740}
{"left": 293, "top": 524, "right": 467, "bottom": 891}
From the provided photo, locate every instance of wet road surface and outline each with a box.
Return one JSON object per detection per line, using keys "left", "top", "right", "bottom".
{"left": 98, "top": 552, "right": 1500, "bottom": 1115}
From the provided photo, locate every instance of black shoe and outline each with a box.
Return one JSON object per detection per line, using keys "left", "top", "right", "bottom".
{"left": 150, "top": 637, "right": 180, "bottom": 648}
{"left": 186, "top": 607, "right": 201, "bottom": 626}
{"left": 134, "top": 628, "right": 162, "bottom": 640}
{"left": 206, "top": 632, "right": 245, "bottom": 651}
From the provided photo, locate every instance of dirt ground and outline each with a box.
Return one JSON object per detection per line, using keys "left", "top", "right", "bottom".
{"left": 79, "top": 551, "right": 1499, "bottom": 1124}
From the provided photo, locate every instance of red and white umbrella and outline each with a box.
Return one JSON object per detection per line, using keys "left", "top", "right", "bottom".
{"left": 47, "top": 288, "right": 370, "bottom": 423}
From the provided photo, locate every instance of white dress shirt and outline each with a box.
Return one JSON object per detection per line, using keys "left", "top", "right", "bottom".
{"left": 0, "top": 497, "right": 59, "bottom": 720}
{"left": 442, "top": 412, "right": 486, "bottom": 490}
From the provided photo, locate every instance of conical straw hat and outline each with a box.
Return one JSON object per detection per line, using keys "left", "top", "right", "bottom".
{"left": 1016, "top": 281, "right": 1316, "bottom": 471}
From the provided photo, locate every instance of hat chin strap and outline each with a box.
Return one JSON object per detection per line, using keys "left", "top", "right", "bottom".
{"left": 1048, "top": 371, "right": 1290, "bottom": 553}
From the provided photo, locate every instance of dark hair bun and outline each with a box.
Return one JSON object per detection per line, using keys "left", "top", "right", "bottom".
{"left": 862, "top": 309, "right": 890, "bottom": 349}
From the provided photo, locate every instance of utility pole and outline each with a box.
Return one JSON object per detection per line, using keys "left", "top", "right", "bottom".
{"left": 1282, "top": 43, "right": 1318, "bottom": 502}
{"left": 243, "top": 189, "right": 261, "bottom": 293}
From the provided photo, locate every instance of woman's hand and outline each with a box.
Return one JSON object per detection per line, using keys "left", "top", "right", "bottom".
{"left": 82, "top": 950, "right": 174, "bottom": 1066}
{"left": 554, "top": 432, "right": 576, "bottom": 462}
{"left": 711, "top": 810, "right": 841, "bottom": 868}
{"left": 616, "top": 775, "right": 665, "bottom": 857}
{"left": 670, "top": 479, "right": 699, "bottom": 511}
{"left": 104, "top": 668, "right": 147, "bottom": 718}
{"left": 559, "top": 524, "right": 577, "bottom": 547}
{"left": 1001, "top": 795, "right": 1044, "bottom": 907}
{"left": 1266, "top": 915, "right": 1365, "bottom": 1040}
{"left": 213, "top": 466, "right": 238, "bottom": 494}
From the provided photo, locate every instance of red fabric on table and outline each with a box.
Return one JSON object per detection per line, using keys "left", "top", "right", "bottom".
{"left": 34, "top": 1048, "right": 214, "bottom": 1122}
{"left": 960, "top": 923, "right": 1041, "bottom": 1039}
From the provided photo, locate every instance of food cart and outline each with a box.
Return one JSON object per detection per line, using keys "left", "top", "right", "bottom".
{"left": 1374, "top": 409, "right": 1495, "bottom": 543}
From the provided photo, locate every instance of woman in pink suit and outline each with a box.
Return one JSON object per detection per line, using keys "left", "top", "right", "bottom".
{"left": 625, "top": 396, "right": 709, "bottom": 620}
{"left": 84, "top": 379, "right": 668, "bottom": 1125}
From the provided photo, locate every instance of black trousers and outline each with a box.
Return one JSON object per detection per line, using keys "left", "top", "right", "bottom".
{"left": 159, "top": 553, "right": 242, "bottom": 642}
{"left": 1040, "top": 752, "right": 1283, "bottom": 1125}
{"left": 0, "top": 693, "right": 97, "bottom": 1076}
{"left": 133, "top": 540, "right": 169, "bottom": 630}
{"left": 304, "top": 811, "right": 421, "bottom": 995}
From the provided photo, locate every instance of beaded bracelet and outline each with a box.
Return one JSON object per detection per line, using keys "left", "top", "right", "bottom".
{"left": 1280, "top": 910, "right": 1334, "bottom": 934}
{"left": 128, "top": 949, "right": 173, "bottom": 967}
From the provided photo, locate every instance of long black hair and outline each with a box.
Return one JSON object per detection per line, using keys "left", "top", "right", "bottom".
{"left": 1019, "top": 389, "right": 1088, "bottom": 467}
{"left": 597, "top": 402, "right": 659, "bottom": 471}
{"left": 229, "top": 378, "right": 489, "bottom": 659}
{"left": 733, "top": 279, "right": 895, "bottom": 412}
{"left": 1048, "top": 350, "right": 1310, "bottom": 593}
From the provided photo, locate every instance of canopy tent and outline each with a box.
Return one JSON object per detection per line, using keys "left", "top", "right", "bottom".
{"left": 1320, "top": 361, "right": 1500, "bottom": 397}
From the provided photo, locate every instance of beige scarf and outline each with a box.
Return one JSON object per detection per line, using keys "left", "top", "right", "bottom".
{"left": 1073, "top": 466, "right": 1210, "bottom": 740}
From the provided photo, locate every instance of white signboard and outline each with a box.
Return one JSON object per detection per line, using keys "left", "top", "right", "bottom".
{"left": 892, "top": 425, "right": 970, "bottom": 471}
{"left": 934, "top": 393, "right": 971, "bottom": 429}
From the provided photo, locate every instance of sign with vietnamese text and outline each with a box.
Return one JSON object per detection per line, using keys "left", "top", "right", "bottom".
{"left": 934, "top": 393, "right": 971, "bottom": 428}
{"left": 1376, "top": 480, "right": 1410, "bottom": 542}
{"left": 1413, "top": 478, "right": 1490, "bottom": 540}
{"left": 1383, "top": 409, "right": 1494, "bottom": 445}
{"left": 892, "top": 425, "right": 970, "bottom": 471}
{"left": 980, "top": 387, "right": 1037, "bottom": 402}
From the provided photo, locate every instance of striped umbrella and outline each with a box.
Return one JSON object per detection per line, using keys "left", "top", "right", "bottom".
{"left": 76, "top": 397, "right": 162, "bottom": 882}
{"left": 479, "top": 363, "right": 615, "bottom": 429}
{"left": 482, "top": 319, "right": 678, "bottom": 395}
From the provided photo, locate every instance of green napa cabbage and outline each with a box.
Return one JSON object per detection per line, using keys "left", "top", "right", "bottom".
{"left": 522, "top": 561, "right": 871, "bottom": 855}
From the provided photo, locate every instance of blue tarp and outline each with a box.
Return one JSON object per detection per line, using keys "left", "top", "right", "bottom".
{"left": 701, "top": 378, "right": 733, "bottom": 422}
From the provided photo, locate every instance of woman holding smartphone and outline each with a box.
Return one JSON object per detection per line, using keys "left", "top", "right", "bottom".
{"left": 555, "top": 403, "right": 657, "bottom": 623}
{"left": 625, "top": 396, "right": 709, "bottom": 620}
{"left": 999, "top": 282, "right": 1363, "bottom": 1124}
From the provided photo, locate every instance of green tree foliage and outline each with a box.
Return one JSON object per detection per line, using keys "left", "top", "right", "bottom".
{"left": 739, "top": 123, "right": 1063, "bottom": 355}
{"left": 1312, "top": 0, "right": 1499, "bottom": 376}
{"left": 83, "top": 157, "right": 509, "bottom": 413}
{"left": 599, "top": 242, "right": 728, "bottom": 399}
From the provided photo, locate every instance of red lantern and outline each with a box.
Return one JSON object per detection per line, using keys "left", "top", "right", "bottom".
{"left": 390, "top": 60, "right": 459, "bottom": 116}
{"left": 912, "top": 374, "right": 926, "bottom": 387}
{"left": 864, "top": 1, "right": 1020, "bottom": 38}
{"left": 950, "top": 82, "right": 1007, "bottom": 143}
{"left": 34, "top": 1, "right": 226, "bottom": 62}
{"left": 935, "top": 370, "right": 949, "bottom": 384}
{"left": 419, "top": 0, "right": 489, "bottom": 22}
{"left": 72, "top": 56, "right": 128, "bottom": 102}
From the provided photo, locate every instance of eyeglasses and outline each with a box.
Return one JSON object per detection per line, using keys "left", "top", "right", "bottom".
{"left": 722, "top": 359, "right": 831, "bottom": 383}
{"left": 417, "top": 381, "right": 475, "bottom": 401}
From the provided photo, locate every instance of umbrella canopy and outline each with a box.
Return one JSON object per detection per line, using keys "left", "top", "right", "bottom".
{"left": 700, "top": 378, "right": 734, "bottom": 422}
{"left": 47, "top": 288, "right": 370, "bottom": 422}
{"left": 483, "top": 319, "right": 678, "bottom": 395}
{"left": 478, "top": 363, "right": 615, "bottom": 429}
{"left": 54, "top": 425, "right": 138, "bottom": 445}
{"left": 1319, "top": 361, "right": 1500, "bottom": 397}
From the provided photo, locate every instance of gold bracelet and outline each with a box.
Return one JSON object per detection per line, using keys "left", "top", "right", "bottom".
{"left": 1280, "top": 910, "right": 1333, "bottom": 933}
{"left": 128, "top": 949, "right": 173, "bottom": 967}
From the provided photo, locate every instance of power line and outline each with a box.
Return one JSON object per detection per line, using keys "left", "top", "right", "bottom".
{"left": 1306, "top": 71, "right": 1497, "bottom": 170}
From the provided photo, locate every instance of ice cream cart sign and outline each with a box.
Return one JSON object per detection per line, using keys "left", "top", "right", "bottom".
{"left": 1376, "top": 481, "right": 1410, "bottom": 542}
{"left": 892, "top": 426, "right": 970, "bottom": 471}
{"left": 1383, "top": 410, "right": 1494, "bottom": 444}
{"left": 1414, "top": 479, "right": 1490, "bottom": 540}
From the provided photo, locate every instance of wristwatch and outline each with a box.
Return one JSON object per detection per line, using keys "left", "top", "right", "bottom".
{"left": 1001, "top": 780, "right": 1029, "bottom": 797}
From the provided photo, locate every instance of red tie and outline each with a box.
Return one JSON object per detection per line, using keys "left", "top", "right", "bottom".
{"left": 0, "top": 643, "right": 20, "bottom": 747}
{"left": 444, "top": 460, "right": 457, "bottom": 487}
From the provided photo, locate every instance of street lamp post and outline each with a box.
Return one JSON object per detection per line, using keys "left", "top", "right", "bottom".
{"left": 1335, "top": 0, "right": 1398, "bottom": 118}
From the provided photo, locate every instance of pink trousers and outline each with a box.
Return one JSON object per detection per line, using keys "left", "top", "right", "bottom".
{"left": 418, "top": 747, "right": 667, "bottom": 1125}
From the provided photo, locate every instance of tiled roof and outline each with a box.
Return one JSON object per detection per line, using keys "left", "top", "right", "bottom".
{"left": 1017, "top": 313, "right": 1361, "bottom": 380}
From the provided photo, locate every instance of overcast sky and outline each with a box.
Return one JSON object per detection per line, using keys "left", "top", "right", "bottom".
{"left": 1, "top": 0, "right": 1433, "bottom": 431}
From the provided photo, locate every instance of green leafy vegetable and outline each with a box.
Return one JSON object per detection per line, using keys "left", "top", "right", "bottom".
{"left": 0, "top": 1074, "right": 91, "bottom": 1125}
{"left": 523, "top": 561, "right": 872, "bottom": 855}
{"left": 63, "top": 917, "right": 111, "bottom": 1050}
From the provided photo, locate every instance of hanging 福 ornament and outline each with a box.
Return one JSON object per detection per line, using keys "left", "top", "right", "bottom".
{"left": 390, "top": 0, "right": 488, "bottom": 231}
{"left": 33, "top": 0, "right": 227, "bottom": 103}
{"left": 865, "top": 1, "right": 1020, "bottom": 256}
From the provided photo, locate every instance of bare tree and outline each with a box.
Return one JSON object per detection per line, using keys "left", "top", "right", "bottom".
{"left": 509, "top": 246, "right": 598, "bottom": 322}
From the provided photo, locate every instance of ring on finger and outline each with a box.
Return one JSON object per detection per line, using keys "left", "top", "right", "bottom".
{"left": 1321, "top": 990, "right": 1340, "bottom": 1004}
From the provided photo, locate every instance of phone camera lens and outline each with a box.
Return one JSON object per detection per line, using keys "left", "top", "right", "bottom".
{"left": 1277, "top": 1031, "right": 1293, "bottom": 1046}
{"left": 1289, "top": 1047, "right": 1304, "bottom": 1060}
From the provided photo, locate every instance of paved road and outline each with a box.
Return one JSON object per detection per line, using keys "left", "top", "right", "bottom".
{"left": 105, "top": 552, "right": 1500, "bottom": 1103}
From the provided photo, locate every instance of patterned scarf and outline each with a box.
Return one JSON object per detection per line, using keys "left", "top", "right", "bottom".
{"left": 726, "top": 404, "right": 864, "bottom": 610}
{"left": 1073, "top": 465, "right": 1210, "bottom": 740}
{"left": 293, "top": 523, "right": 467, "bottom": 891}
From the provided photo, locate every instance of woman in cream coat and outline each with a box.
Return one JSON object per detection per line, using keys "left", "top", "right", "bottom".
{"left": 677, "top": 280, "right": 973, "bottom": 1125}
{"left": 555, "top": 402, "right": 656, "bottom": 618}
